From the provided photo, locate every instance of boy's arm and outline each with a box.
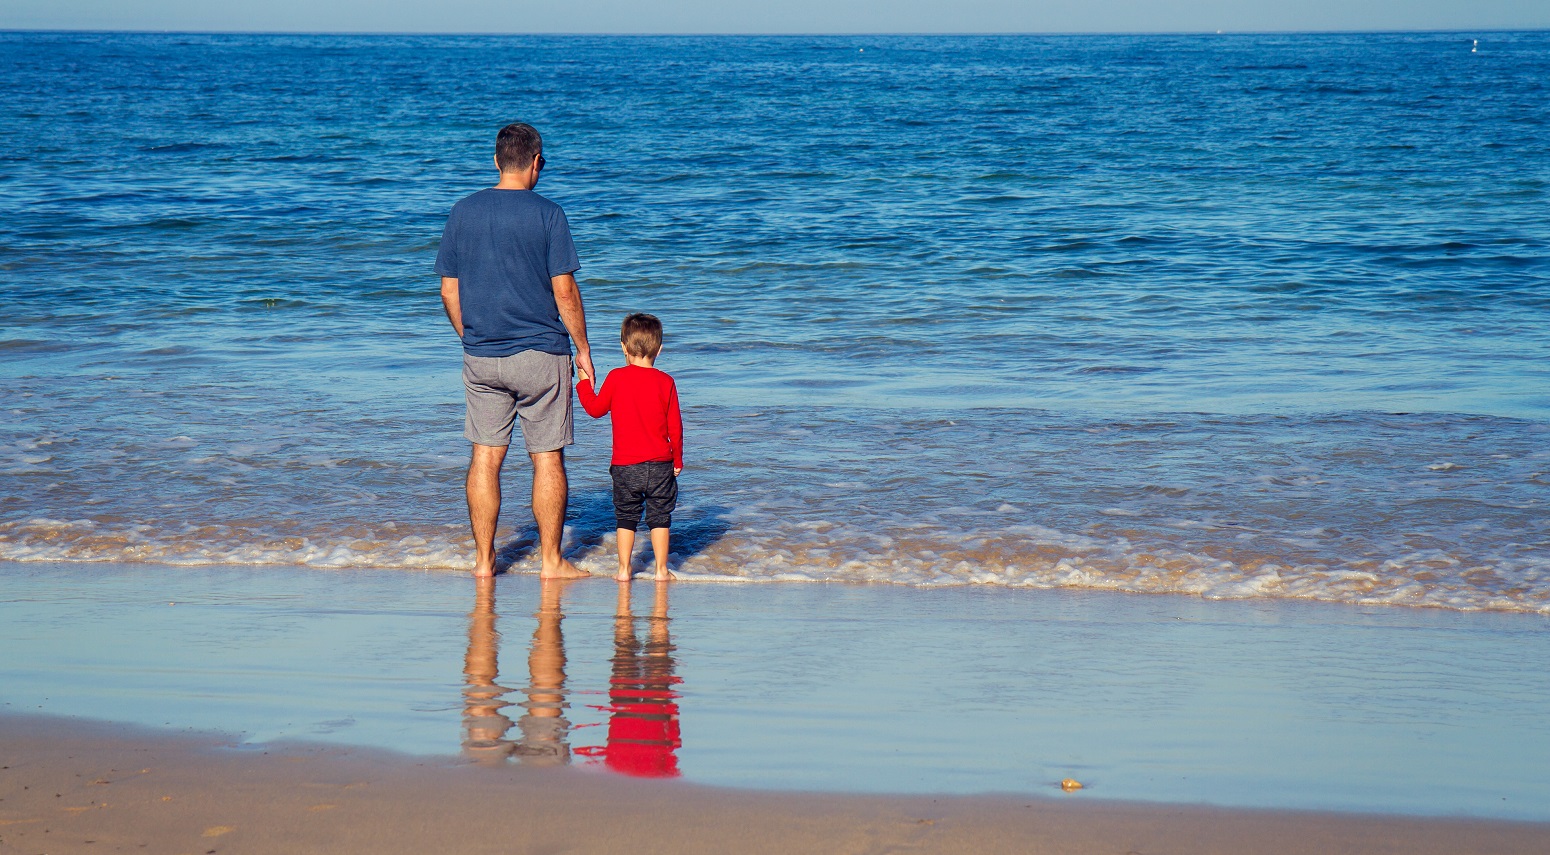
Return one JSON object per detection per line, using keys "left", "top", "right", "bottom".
{"left": 667, "top": 379, "right": 683, "bottom": 474}
{"left": 576, "top": 370, "right": 610, "bottom": 418}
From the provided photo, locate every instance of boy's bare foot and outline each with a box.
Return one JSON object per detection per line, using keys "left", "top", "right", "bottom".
{"left": 616, "top": 568, "right": 634, "bottom": 582}
{"left": 539, "top": 558, "right": 591, "bottom": 579}
{"left": 654, "top": 568, "right": 677, "bottom": 581}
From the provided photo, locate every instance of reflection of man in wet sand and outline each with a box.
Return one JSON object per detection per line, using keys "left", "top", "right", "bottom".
{"left": 514, "top": 579, "right": 575, "bottom": 766}
{"left": 461, "top": 577, "right": 515, "bottom": 763}
{"left": 592, "top": 581, "right": 681, "bottom": 777}
{"left": 461, "top": 578, "right": 578, "bottom": 767}
{"left": 464, "top": 578, "right": 677, "bottom": 773}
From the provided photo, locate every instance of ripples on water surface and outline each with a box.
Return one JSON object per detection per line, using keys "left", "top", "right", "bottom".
{"left": 1, "top": 31, "right": 1547, "bottom": 612}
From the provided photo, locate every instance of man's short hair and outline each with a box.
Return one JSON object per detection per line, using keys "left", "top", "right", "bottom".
{"left": 496, "top": 123, "right": 542, "bottom": 173}
{"left": 621, "top": 313, "right": 663, "bottom": 359}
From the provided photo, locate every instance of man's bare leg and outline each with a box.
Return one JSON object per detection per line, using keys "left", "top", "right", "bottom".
{"left": 649, "top": 527, "right": 675, "bottom": 581}
{"left": 466, "top": 443, "right": 508, "bottom": 578}
{"left": 615, "top": 527, "right": 636, "bottom": 581}
{"left": 531, "top": 449, "right": 589, "bottom": 579}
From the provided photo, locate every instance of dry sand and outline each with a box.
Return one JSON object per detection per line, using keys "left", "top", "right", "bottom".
{"left": 2, "top": 714, "right": 1546, "bottom": 854}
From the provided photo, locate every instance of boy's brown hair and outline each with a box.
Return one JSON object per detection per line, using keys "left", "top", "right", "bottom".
{"left": 621, "top": 313, "right": 663, "bottom": 359}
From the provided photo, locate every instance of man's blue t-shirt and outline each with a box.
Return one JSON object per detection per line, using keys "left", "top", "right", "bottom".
{"left": 434, "top": 188, "right": 580, "bottom": 357}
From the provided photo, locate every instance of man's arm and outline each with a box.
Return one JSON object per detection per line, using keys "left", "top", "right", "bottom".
{"left": 551, "top": 273, "right": 594, "bottom": 382}
{"left": 440, "top": 276, "right": 463, "bottom": 338}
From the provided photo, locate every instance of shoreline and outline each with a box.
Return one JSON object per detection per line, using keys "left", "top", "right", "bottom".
{"left": 5, "top": 554, "right": 1550, "bottom": 618}
{"left": 4, "top": 561, "right": 1550, "bottom": 819}
{"left": 4, "top": 712, "right": 1548, "bottom": 855}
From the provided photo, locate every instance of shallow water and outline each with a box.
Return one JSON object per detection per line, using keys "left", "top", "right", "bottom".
{"left": 2, "top": 31, "right": 1549, "bottom": 611}
{"left": 3, "top": 563, "right": 1549, "bottom": 819}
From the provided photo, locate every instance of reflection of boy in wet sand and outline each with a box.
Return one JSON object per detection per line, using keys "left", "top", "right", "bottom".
{"left": 589, "top": 581, "right": 681, "bottom": 777}
{"left": 577, "top": 313, "right": 684, "bottom": 582}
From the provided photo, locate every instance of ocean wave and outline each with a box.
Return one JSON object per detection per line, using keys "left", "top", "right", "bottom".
{"left": 4, "top": 515, "right": 1546, "bottom": 615}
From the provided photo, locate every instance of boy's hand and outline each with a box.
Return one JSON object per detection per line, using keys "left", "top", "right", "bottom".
{"left": 674, "top": 467, "right": 682, "bottom": 476}
{"left": 577, "top": 366, "right": 591, "bottom": 383}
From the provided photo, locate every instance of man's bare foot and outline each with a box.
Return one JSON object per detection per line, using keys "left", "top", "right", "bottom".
{"left": 539, "top": 558, "right": 592, "bottom": 579}
{"left": 472, "top": 565, "right": 495, "bottom": 579}
{"left": 654, "top": 568, "right": 677, "bottom": 581}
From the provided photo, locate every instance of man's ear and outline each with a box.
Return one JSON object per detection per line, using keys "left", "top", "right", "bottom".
{"left": 494, "top": 154, "right": 501, "bottom": 173}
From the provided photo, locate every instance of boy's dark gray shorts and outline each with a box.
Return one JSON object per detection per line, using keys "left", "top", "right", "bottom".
{"left": 610, "top": 461, "right": 678, "bottom": 531}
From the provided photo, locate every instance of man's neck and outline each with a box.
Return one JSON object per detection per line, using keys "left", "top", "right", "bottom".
{"left": 493, "top": 172, "right": 536, "bottom": 191}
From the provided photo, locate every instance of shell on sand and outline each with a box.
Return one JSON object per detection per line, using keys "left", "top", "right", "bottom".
{"left": 1060, "top": 778, "right": 1084, "bottom": 791}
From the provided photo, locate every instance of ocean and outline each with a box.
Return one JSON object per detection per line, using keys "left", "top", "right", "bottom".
{"left": 2, "top": 30, "right": 1548, "bottom": 612}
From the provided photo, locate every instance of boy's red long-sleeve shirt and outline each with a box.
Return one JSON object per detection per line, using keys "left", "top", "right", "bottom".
{"left": 577, "top": 364, "right": 683, "bottom": 469}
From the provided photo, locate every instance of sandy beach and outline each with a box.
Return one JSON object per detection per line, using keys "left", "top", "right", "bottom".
{"left": 3, "top": 712, "right": 1548, "bottom": 855}
{"left": 4, "top": 560, "right": 1550, "bottom": 850}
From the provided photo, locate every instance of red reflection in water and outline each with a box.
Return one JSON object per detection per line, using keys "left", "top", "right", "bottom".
{"left": 577, "top": 581, "right": 682, "bottom": 778}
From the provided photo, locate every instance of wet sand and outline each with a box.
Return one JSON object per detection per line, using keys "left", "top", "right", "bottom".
{"left": 3, "top": 713, "right": 1547, "bottom": 855}
{"left": 5, "top": 561, "right": 1550, "bottom": 819}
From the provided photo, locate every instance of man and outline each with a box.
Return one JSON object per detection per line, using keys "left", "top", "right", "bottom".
{"left": 436, "top": 123, "right": 595, "bottom": 579}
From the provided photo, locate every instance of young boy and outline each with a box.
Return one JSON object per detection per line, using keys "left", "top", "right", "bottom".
{"left": 577, "top": 313, "right": 683, "bottom": 581}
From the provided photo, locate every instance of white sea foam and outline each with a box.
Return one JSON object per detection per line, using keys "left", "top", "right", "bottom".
{"left": 17, "top": 513, "right": 1537, "bottom": 613}
{"left": 3, "top": 385, "right": 1546, "bottom": 617}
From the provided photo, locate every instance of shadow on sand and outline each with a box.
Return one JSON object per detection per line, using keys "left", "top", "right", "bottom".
{"left": 491, "top": 487, "right": 733, "bottom": 575}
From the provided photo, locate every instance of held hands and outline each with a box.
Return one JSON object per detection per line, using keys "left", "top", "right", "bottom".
{"left": 575, "top": 349, "right": 597, "bottom": 387}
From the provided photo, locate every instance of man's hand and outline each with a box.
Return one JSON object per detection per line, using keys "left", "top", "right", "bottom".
{"left": 574, "top": 349, "right": 596, "bottom": 387}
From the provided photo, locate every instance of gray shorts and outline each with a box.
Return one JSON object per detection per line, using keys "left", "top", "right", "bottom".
{"left": 610, "top": 461, "right": 678, "bottom": 530}
{"left": 462, "top": 351, "right": 574, "bottom": 453}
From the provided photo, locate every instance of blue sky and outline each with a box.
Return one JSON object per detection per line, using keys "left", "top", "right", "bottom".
{"left": 3, "top": 1, "right": 1546, "bottom": 34}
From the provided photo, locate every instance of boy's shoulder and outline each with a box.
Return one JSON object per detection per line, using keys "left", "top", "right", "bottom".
{"left": 608, "top": 364, "right": 676, "bottom": 386}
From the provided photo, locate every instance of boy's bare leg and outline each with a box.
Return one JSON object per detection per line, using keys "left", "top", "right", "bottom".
{"left": 616, "top": 527, "right": 636, "bottom": 581}
{"left": 649, "top": 527, "right": 675, "bottom": 580}
{"left": 531, "top": 449, "right": 588, "bottom": 579}
{"left": 466, "top": 443, "right": 507, "bottom": 578}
